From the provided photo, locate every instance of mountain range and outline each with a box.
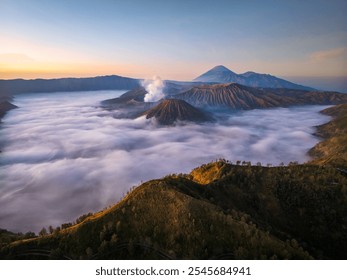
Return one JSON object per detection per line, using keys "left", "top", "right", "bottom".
{"left": 0, "top": 75, "right": 140, "bottom": 98}
{"left": 194, "top": 65, "right": 315, "bottom": 91}
{"left": 101, "top": 83, "right": 347, "bottom": 123}
{"left": 173, "top": 83, "right": 347, "bottom": 110}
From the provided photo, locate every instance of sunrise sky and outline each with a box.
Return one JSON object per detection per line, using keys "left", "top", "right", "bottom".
{"left": 1, "top": 0, "right": 346, "bottom": 90}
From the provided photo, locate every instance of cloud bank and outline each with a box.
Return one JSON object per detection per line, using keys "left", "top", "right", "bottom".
{"left": 0, "top": 90, "right": 331, "bottom": 232}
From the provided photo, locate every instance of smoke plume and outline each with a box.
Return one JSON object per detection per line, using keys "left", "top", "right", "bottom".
{"left": 142, "top": 76, "right": 165, "bottom": 102}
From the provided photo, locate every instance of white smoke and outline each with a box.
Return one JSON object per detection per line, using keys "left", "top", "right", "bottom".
{"left": 142, "top": 76, "right": 165, "bottom": 102}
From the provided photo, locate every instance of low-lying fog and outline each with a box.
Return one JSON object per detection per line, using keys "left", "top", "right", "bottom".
{"left": 0, "top": 90, "right": 331, "bottom": 232}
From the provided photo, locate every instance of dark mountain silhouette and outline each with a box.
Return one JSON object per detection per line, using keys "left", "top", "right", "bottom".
{"left": 0, "top": 75, "right": 140, "bottom": 97}
{"left": 143, "top": 99, "right": 212, "bottom": 125}
{"left": 0, "top": 99, "right": 17, "bottom": 121}
{"left": 173, "top": 83, "right": 347, "bottom": 109}
{"left": 194, "top": 65, "right": 314, "bottom": 90}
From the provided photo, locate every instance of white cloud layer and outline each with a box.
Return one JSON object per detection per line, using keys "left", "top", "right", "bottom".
{"left": 0, "top": 90, "right": 331, "bottom": 232}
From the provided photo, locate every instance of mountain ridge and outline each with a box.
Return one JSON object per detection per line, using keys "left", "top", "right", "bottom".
{"left": 0, "top": 75, "right": 140, "bottom": 97}
{"left": 173, "top": 83, "right": 347, "bottom": 110}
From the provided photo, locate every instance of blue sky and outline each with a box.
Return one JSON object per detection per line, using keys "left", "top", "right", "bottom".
{"left": 0, "top": 0, "right": 346, "bottom": 89}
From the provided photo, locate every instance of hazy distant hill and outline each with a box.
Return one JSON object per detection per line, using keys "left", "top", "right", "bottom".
{"left": 143, "top": 99, "right": 212, "bottom": 125}
{"left": 0, "top": 75, "right": 140, "bottom": 97}
{"left": 174, "top": 83, "right": 347, "bottom": 109}
{"left": 194, "top": 65, "right": 315, "bottom": 91}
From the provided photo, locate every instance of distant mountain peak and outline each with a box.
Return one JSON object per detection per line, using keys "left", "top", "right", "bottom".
{"left": 210, "top": 65, "right": 232, "bottom": 72}
{"left": 194, "top": 65, "right": 314, "bottom": 91}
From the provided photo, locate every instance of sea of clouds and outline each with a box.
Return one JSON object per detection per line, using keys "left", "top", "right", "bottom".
{"left": 0, "top": 90, "right": 331, "bottom": 232}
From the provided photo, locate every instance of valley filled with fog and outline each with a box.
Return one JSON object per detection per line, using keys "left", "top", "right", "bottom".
{"left": 0, "top": 90, "right": 330, "bottom": 232}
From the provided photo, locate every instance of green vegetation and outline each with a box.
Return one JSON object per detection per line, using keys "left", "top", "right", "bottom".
{"left": 1, "top": 103, "right": 346, "bottom": 260}
{"left": 0, "top": 229, "right": 36, "bottom": 246}
{"left": 1, "top": 160, "right": 346, "bottom": 260}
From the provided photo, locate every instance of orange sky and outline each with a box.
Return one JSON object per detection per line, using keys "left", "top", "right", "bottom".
{"left": 1, "top": 1, "right": 346, "bottom": 81}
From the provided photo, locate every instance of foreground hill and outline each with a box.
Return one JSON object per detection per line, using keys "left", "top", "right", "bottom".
{"left": 1, "top": 158, "right": 346, "bottom": 259}
{"left": 143, "top": 99, "right": 212, "bottom": 125}
{"left": 173, "top": 83, "right": 347, "bottom": 109}
{"left": 194, "top": 65, "right": 314, "bottom": 90}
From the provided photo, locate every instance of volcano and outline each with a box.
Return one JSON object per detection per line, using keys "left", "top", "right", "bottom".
{"left": 143, "top": 99, "right": 212, "bottom": 125}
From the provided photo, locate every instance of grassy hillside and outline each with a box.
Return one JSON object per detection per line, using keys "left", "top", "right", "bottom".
{"left": 309, "top": 103, "right": 347, "bottom": 167}
{"left": 1, "top": 161, "right": 346, "bottom": 260}
{"left": 1, "top": 103, "right": 347, "bottom": 260}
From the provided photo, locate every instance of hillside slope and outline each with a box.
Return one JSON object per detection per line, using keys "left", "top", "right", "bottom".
{"left": 1, "top": 160, "right": 346, "bottom": 260}
{"left": 309, "top": 103, "right": 347, "bottom": 167}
